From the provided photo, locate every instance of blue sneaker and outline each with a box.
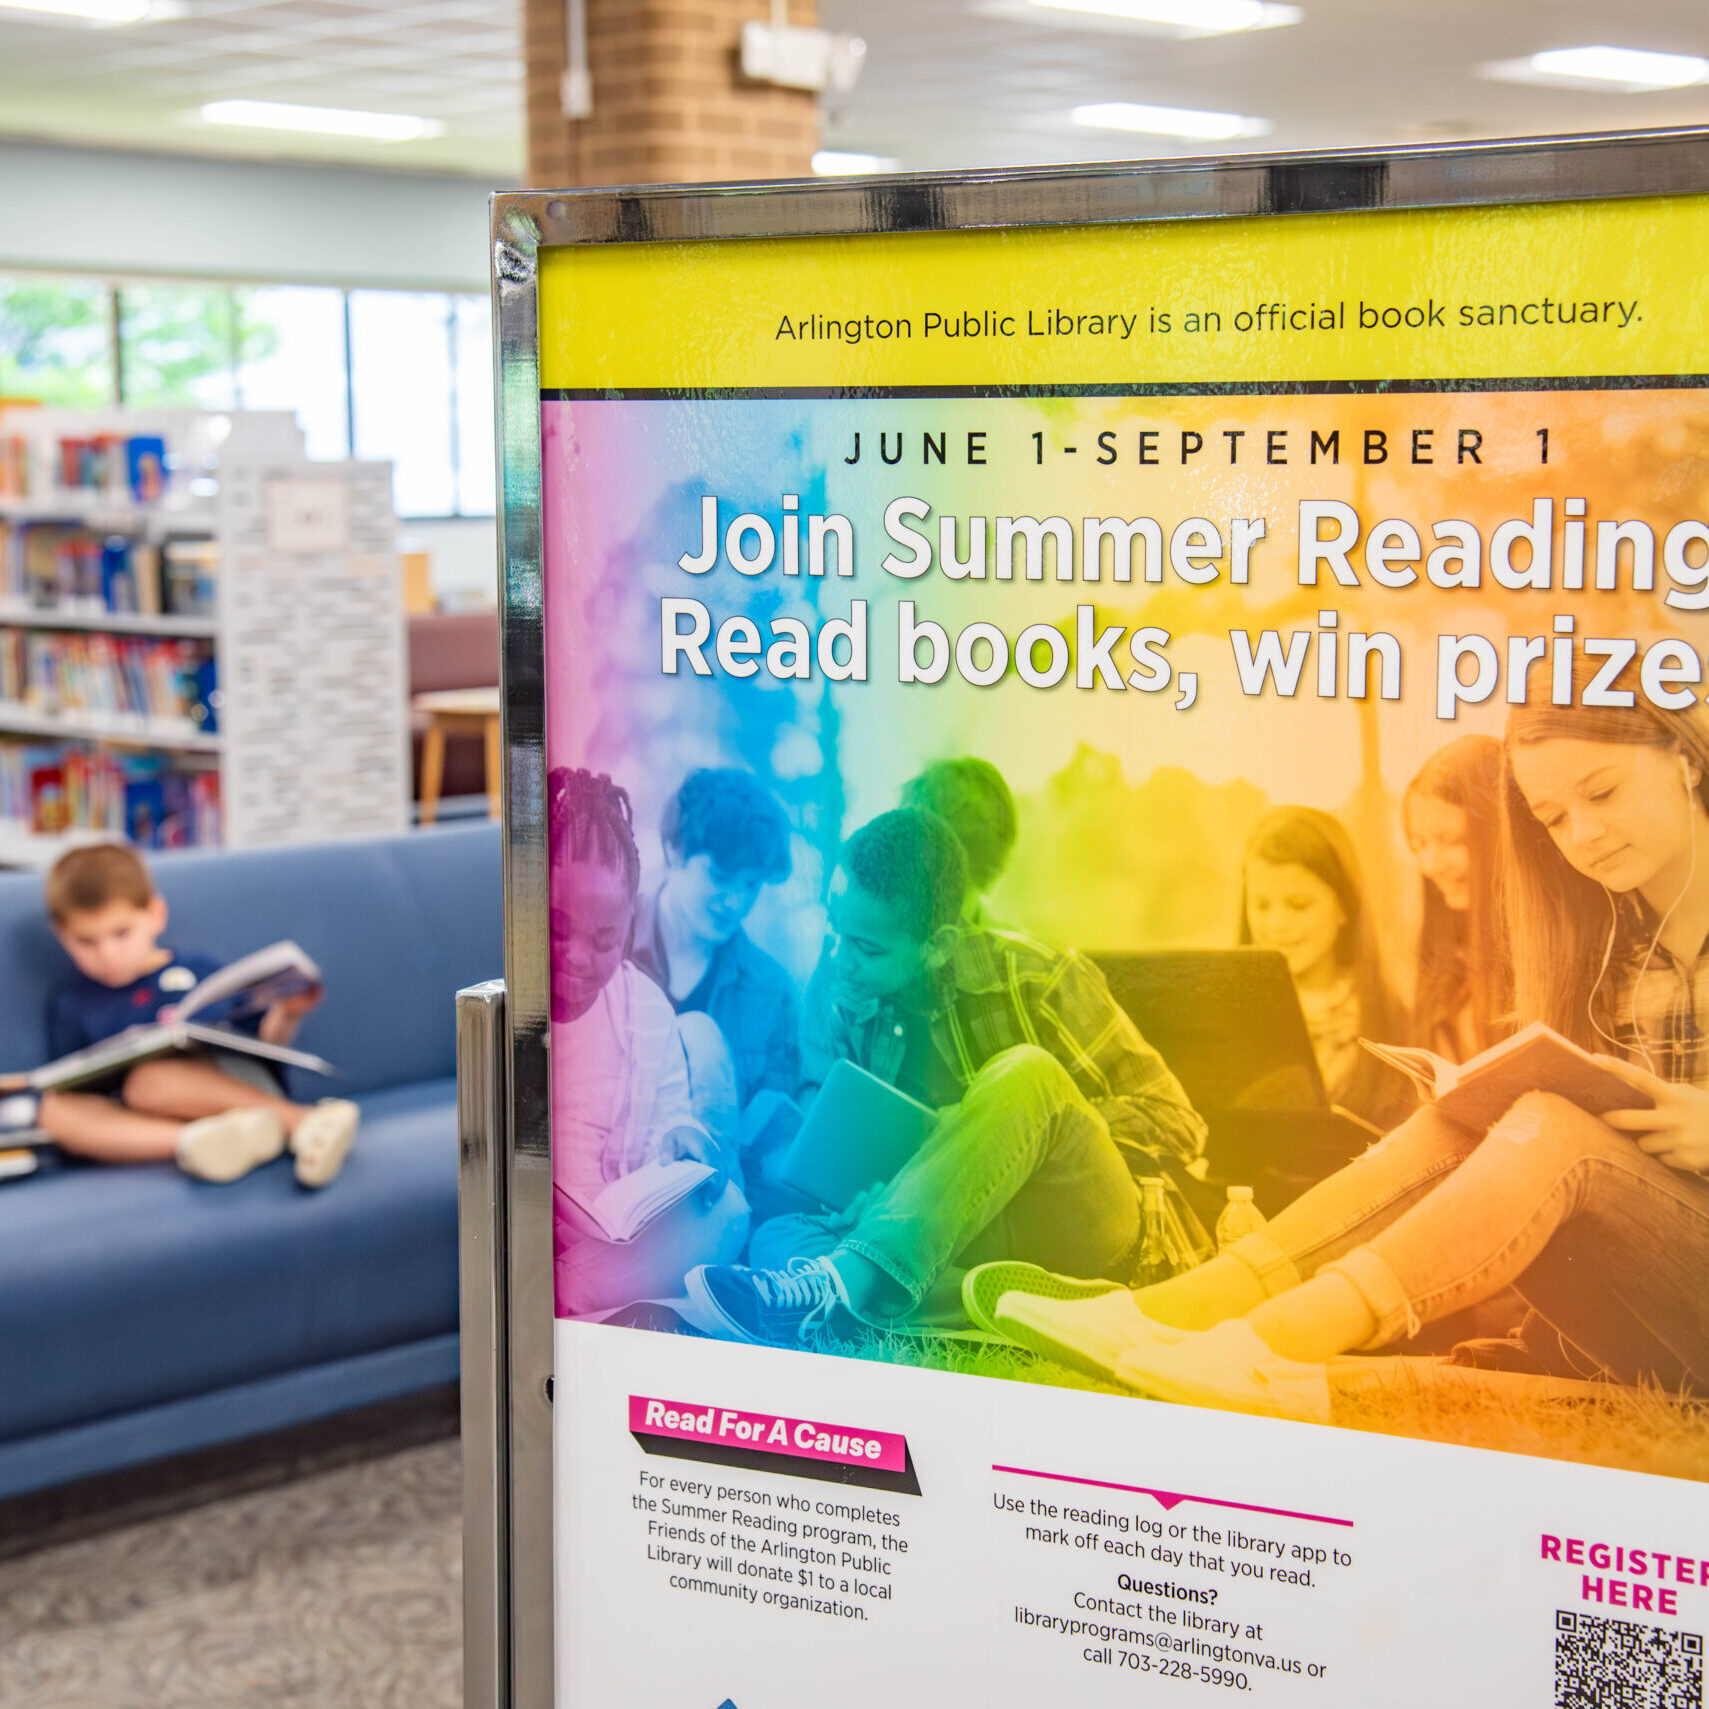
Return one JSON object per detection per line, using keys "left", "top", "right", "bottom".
{"left": 684, "top": 1257, "right": 859, "bottom": 1345}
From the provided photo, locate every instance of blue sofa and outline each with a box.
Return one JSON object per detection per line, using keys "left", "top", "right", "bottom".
{"left": 0, "top": 822, "right": 501, "bottom": 1499}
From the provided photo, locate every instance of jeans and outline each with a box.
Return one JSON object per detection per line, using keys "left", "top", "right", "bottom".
{"left": 1225, "top": 1093, "right": 1709, "bottom": 1389}
{"left": 753, "top": 1044, "right": 1141, "bottom": 1319}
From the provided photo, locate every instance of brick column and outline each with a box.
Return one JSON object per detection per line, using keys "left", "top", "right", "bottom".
{"left": 524, "top": 0, "right": 821, "bottom": 188}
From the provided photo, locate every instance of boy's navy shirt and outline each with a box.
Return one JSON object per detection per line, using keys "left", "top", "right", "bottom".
{"left": 46, "top": 951, "right": 259, "bottom": 1061}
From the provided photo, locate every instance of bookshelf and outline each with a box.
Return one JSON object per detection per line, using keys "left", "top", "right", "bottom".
{"left": 0, "top": 407, "right": 411, "bottom": 864}
{"left": 0, "top": 824, "right": 110, "bottom": 871}
{"left": 0, "top": 705, "right": 221, "bottom": 751}
{"left": 0, "top": 605, "right": 218, "bottom": 639}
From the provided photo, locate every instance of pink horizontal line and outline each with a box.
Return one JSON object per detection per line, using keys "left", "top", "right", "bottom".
{"left": 993, "top": 1463, "right": 1354, "bottom": 1529}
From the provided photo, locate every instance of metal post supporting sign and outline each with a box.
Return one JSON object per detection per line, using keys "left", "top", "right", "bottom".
{"left": 465, "top": 130, "right": 1709, "bottom": 1708}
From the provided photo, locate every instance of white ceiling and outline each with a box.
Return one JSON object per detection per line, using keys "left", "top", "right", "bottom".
{"left": 0, "top": 0, "right": 524, "bottom": 175}
{"left": 4, "top": 0, "right": 1709, "bottom": 179}
{"left": 828, "top": 0, "right": 1709, "bottom": 167}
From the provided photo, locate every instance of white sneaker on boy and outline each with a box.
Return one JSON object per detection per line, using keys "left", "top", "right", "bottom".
{"left": 177, "top": 1107, "right": 287, "bottom": 1183}
{"left": 290, "top": 1098, "right": 360, "bottom": 1188}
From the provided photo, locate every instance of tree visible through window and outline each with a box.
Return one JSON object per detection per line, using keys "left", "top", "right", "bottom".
{"left": 0, "top": 277, "right": 115, "bottom": 408}
{"left": 0, "top": 273, "right": 493, "bottom": 517}
{"left": 117, "top": 284, "right": 277, "bottom": 411}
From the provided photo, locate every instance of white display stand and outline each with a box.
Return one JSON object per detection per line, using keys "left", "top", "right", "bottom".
{"left": 218, "top": 460, "right": 410, "bottom": 847}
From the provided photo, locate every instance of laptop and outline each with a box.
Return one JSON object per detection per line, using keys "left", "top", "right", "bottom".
{"left": 772, "top": 1060, "right": 938, "bottom": 1211}
{"left": 1091, "top": 947, "right": 1372, "bottom": 1205}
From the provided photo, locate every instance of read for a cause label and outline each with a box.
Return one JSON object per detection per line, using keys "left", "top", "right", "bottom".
{"left": 631, "top": 1394, "right": 907, "bottom": 1473}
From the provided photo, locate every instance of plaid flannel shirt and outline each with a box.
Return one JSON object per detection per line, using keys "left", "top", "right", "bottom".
{"left": 801, "top": 926, "right": 1207, "bottom": 1175}
{"left": 1604, "top": 894, "right": 1709, "bottom": 1088}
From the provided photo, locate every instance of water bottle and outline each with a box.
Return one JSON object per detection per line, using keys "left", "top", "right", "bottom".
{"left": 1215, "top": 1185, "right": 1267, "bottom": 1252}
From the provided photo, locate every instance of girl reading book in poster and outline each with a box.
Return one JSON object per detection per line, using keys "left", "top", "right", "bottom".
{"left": 975, "top": 660, "right": 1709, "bottom": 1422}
{"left": 1405, "top": 736, "right": 1512, "bottom": 1063}
{"left": 548, "top": 768, "right": 746, "bottom": 1316}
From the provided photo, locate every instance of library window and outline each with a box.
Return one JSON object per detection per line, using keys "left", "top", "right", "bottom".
{"left": 349, "top": 290, "right": 457, "bottom": 523}
{"left": 0, "top": 273, "right": 493, "bottom": 519}
{"left": 116, "top": 282, "right": 243, "bottom": 411}
{"left": 0, "top": 277, "right": 115, "bottom": 409}
{"left": 454, "top": 294, "right": 497, "bottom": 518}
{"left": 236, "top": 287, "right": 350, "bottom": 462}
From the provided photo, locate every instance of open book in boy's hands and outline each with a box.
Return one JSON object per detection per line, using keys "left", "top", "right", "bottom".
{"left": 561, "top": 1157, "right": 719, "bottom": 1242}
{"left": 28, "top": 940, "right": 333, "bottom": 1095}
{"left": 164, "top": 940, "right": 323, "bottom": 1025}
{"left": 1360, "top": 1020, "right": 1656, "bottom": 1132}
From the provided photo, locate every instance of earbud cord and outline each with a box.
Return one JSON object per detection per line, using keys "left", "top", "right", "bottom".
{"left": 1591, "top": 761, "right": 1699, "bottom": 1076}
{"left": 1586, "top": 886, "right": 1623, "bottom": 1057}
{"left": 1585, "top": 769, "right": 1695, "bottom": 1073}
{"left": 1631, "top": 769, "right": 1699, "bottom": 1078}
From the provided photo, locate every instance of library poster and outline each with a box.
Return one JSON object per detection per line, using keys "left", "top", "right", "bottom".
{"left": 537, "top": 196, "right": 1709, "bottom": 1707}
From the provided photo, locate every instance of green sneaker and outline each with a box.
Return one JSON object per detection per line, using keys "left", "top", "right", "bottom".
{"left": 961, "top": 1262, "right": 1125, "bottom": 1336}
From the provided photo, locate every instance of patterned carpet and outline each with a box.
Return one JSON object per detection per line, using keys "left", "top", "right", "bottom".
{"left": 0, "top": 1440, "right": 462, "bottom": 1709}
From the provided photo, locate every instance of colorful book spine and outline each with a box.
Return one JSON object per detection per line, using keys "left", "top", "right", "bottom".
{"left": 0, "top": 431, "right": 176, "bottom": 505}
{"left": 0, "top": 630, "right": 216, "bottom": 728}
{"left": 0, "top": 525, "right": 181, "bottom": 616}
{"left": 0, "top": 742, "right": 219, "bottom": 846}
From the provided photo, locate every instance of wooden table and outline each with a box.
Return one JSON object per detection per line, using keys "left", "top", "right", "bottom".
{"left": 413, "top": 686, "right": 502, "bottom": 824}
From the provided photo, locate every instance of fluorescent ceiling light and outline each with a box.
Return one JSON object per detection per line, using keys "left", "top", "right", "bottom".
{"left": 1073, "top": 101, "right": 1271, "bottom": 141}
{"left": 0, "top": 0, "right": 181, "bottom": 22}
{"left": 812, "top": 150, "right": 899, "bottom": 175}
{"left": 1032, "top": 0, "right": 1300, "bottom": 36}
{"left": 1483, "top": 45, "right": 1709, "bottom": 93}
{"left": 198, "top": 100, "right": 446, "bottom": 142}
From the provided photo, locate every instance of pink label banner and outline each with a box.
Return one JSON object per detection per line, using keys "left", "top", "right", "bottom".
{"left": 629, "top": 1394, "right": 908, "bottom": 1474}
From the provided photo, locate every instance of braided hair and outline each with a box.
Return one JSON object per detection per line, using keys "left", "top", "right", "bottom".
{"left": 548, "top": 766, "right": 641, "bottom": 897}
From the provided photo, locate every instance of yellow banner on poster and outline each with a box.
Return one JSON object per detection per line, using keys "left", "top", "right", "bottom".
{"left": 538, "top": 196, "right": 1709, "bottom": 391}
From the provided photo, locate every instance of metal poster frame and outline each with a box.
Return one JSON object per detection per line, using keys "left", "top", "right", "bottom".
{"left": 465, "top": 125, "right": 1709, "bottom": 1709}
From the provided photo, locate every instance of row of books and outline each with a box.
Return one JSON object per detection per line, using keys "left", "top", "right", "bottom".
{"left": 0, "top": 522, "right": 217, "bottom": 617}
{"left": 0, "top": 632, "right": 218, "bottom": 732}
{"left": 0, "top": 432, "right": 169, "bottom": 504}
{"left": 0, "top": 744, "right": 221, "bottom": 847}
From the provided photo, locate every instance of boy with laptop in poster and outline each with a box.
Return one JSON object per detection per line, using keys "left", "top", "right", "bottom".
{"left": 685, "top": 805, "right": 1207, "bottom": 1342}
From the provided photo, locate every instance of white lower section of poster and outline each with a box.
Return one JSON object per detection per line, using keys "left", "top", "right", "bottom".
{"left": 555, "top": 1319, "right": 1708, "bottom": 1708}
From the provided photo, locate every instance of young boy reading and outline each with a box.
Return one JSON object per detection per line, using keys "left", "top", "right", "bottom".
{"left": 684, "top": 807, "right": 1207, "bottom": 1342}
{"left": 3, "top": 844, "right": 358, "bottom": 1187}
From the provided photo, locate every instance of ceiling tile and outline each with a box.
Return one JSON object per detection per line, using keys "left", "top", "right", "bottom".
{"left": 3, "top": 0, "right": 1709, "bottom": 177}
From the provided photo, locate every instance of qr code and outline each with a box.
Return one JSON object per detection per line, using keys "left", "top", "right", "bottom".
{"left": 1556, "top": 1610, "right": 1704, "bottom": 1707}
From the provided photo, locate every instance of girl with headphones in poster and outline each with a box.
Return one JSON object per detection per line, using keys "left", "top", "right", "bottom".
{"left": 976, "top": 657, "right": 1709, "bottom": 1422}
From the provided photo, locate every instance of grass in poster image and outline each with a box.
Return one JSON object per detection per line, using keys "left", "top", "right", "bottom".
{"left": 840, "top": 1334, "right": 1709, "bottom": 1484}
{"left": 1331, "top": 1361, "right": 1709, "bottom": 1484}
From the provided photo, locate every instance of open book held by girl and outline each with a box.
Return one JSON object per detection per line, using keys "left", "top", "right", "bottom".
{"left": 968, "top": 659, "right": 1709, "bottom": 1421}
